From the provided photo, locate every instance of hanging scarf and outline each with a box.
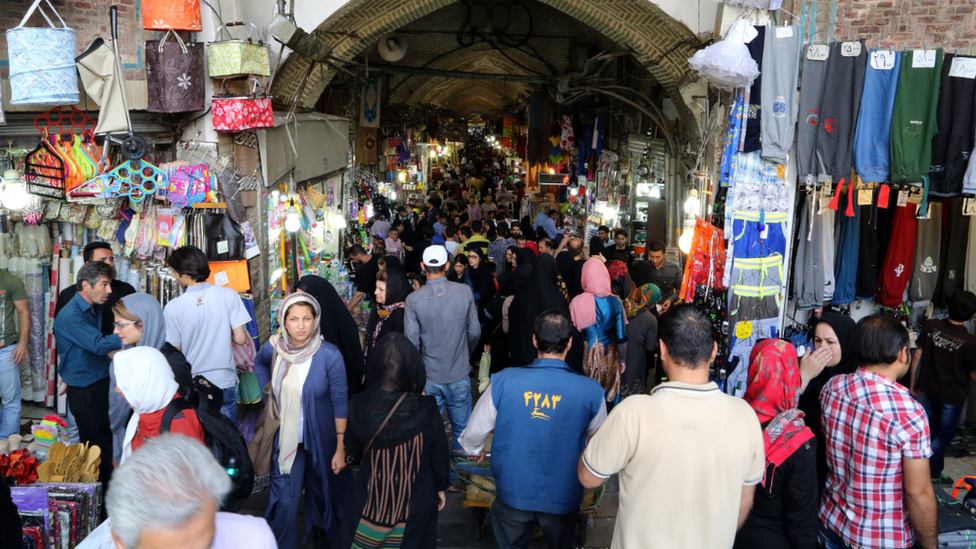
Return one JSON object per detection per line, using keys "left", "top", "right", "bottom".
{"left": 625, "top": 283, "right": 662, "bottom": 319}
{"left": 271, "top": 291, "right": 323, "bottom": 474}
{"left": 116, "top": 347, "right": 180, "bottom": 463}
{"left": 569, "top": 258, "right": 612, "bottom": 331}
{"left": 742, "top": 339, "right": 814, "bottom": 491}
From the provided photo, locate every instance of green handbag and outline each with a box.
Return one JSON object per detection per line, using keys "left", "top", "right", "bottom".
{"left": 237, "top": 370, "right": 263, "bottom": 404}
{"left": 207, "top": 22, "right": 271, "bottom": 78}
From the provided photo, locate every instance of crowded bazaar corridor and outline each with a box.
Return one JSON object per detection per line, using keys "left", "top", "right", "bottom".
{"left": 6, "top": 0, "right": 976, "bottom": 548}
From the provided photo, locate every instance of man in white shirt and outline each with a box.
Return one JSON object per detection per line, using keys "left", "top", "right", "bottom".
{"left": 165, "top": 246, "right": 250, "bottom": 422}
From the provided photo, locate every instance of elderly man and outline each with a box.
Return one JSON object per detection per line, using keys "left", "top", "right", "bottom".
{"left": 77, "top": 434, "right": 276, "bottom": 549}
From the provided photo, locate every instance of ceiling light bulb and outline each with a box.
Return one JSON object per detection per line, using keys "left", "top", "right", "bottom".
{"left": 429, "top": 149, "right": 437, "bottom": 158}
{"left": 285, "top": 200, "right": 302, "bottom": 232}
{"left": 2, "top": 170, "right": 30, "bottom": 211}
{"left": 548, "top": 168, "right": 555, "bottom": 174}
{"left": 678, "top": 221, "right": 695, "bottom": 254}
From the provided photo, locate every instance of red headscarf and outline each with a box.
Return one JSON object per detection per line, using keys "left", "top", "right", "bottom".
{"left": 742, "top": 339, "right": 814, "bottom": 490}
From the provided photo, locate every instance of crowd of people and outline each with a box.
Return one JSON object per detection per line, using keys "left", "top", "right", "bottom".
{"left": 2, "top": 145, "right": 971, "bottom": 549}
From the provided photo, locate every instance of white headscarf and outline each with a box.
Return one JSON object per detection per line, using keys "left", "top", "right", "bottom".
{"left": 116, "top": 347, "right": 180, "bottom": 463}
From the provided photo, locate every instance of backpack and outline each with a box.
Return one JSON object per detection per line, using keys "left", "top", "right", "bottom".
{"left": 161, "top": 397, "right": 255, "bottom": 513}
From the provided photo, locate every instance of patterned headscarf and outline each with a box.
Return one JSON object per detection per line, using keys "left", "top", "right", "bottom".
{"left": 743, "top": 339, "right": 814, "bottom": 488}
{"left": 625, "top": 283, "right": 662, "bottom": 319}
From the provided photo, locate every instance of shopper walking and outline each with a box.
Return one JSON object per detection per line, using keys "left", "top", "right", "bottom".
{"left": 253, "top": 291, "right": 351, "bottom": 548}
{"left": 114, "top": 346, "right": 204, "bottom": 462}
{"left": 909, "top": 290, "right": 976, "bottom": 484}
{"left": 619, "top": 283, "right": 661, "bottom": 398}
{"left": 54, "top": 261, "right": 123, "bottom": 484}
{"left": 465, "top": 248, "right": 495, "bottom": 312}
{"left": 733, "top": 339, "right": 818, "bottom": 549}
{"left": 579, "top": 304, "right": 764, "bottom": 549}
{"left": 338, "top": 333, "right": 450, "bottom": 549}
{"left": 570, "top": 258, "right": 627, "bottom": 401}
{"left": 165, "top": 246, "right": 251, "bottom": 422}
{"left": 363, "top": 269, "right": 411, "bottom": 369}
{"left": 797, "top": 312, "right": 859, "bottom": 488}
{"left": 298, "top": 275, "right": 366, "bottom": 395}
{"left": 405, "top": 245, "right": 480, "bottom": 488}
{"left": 0, "top": 267, "right": 28, "bottom": 440}
{"left": 462, "top": 310, "right": 606, "bottom": 549}
{"left": 509, "top": 254, "right": 570, "bottom": 367}
{"left": 54, "top": 242, "right": 136, "bottom": 335}
{"left": 819, "top": 315, "right": 936, "bottom": 549}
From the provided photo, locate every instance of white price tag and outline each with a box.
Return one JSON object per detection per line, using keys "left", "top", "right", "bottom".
{"left": 870, "top": 50, "right": 896, "bottom": 70}
{"left": 213, "top": 271, "right": 230, "bottom": 287}
{"left": 913, "top": 50, "right": 937, "bottom": 69}
{"left": 897, "top": 190, "right": 909, "bottom": 207}
{"left": 964, "top": 198, "right": 976, "bottom": 216}
{"left": 857, "top": 189, "right": 873, "bottom": 205}
{"left": 823, "top": 179, "right": 832, "bottom": 196}
{"left": 217, "top": 240, "right": 228, "bottom": 254}
{"left": 775, "top": 26, "right": 794, "bottom": 39}
{"left": 807, "top": 45, "right": 829, "bottom": 61}
{"left": 841, "top": 41, "right": 862, "bottom": 57}
{"left": 949, "top": 57, "right": 976, "bottom": 79}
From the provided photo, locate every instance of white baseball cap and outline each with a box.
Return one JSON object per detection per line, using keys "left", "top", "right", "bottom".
{"left": 423, "top": 245, "right": 449, "bottom": 267}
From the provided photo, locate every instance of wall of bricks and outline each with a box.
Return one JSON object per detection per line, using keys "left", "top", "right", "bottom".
{"left": 783, "top": 0, "right": 976, "bottom": 49}
{"left": 0, "top": 0, "right": 148, "bottom": 81}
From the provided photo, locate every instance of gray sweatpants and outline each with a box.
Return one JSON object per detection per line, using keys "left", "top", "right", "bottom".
{"left": 816, "top": 41, "right": 867, "bottom": 182}
{"left": 761, "top": 24, "right": 803, "bottom": 164}
{"left": 797, "top": 45, "right": 829, "bottom": 180}
{"left": 909, "top": 202, "right": 942, "bottom": 308}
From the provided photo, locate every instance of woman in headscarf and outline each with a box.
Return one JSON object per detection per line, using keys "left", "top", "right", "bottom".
{"left": 503, "top": 245, "right": 519, "bottom": 273}
{"left": 485, "top": 272, "right": 515, "bottom": 373}
{"left": 515, "top": 247, "right": 537, "bottom": 270}
{"left": 297, "top": 275, "right": 366, "bottom": 395}
{"left": 520, "top": 215, "right": 537, "bottom": 241}
{"left": 109, "top": 294, "right": 193, "bottom": 462}
{"left": 448, "top": 253, "right": 468, "bottom": 283}
{"left": 510, "top": 254, "right": 571, "bottom": 367}
{"left": 796, "top": 312, "right": 858, "bottom": 489}
{"left": 254, "top": 292, "right": 352, "bottom": 548}
{"left": 606, "top": 260, "right": 631, "bottom": 299}
{"left": 734, "top": 339, "right": 818, "bottom": 549}
{"left": 629, "top": 260, "right": 654, "bottom": 289}
{"left": 464, "top": 247, "right": 495, "bottom": 311}
{"left": 338, "top": 333, "right": 449, "bottom": 549}
{"left": 620, "top": 283, "right": 662, "bottom": 398}
{"left": 364, "top": 268, "right": 411, "bottom": 372}
{"left": 570, "top": 258, "right": 628, "bottom": 401}
{"left": 114, "top": 347, "right": 204, "bottom": 462}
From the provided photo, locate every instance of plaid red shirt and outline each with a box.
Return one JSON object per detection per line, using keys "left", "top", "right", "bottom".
{"left": 819, "top": 367, "right": 931, "bottom": 549}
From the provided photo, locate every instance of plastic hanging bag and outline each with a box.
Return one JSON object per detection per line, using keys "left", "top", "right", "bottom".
{"left": 478, "top": 353, "right": 491, "bottom": 394}
{"left": 688, "top": 18, "right": 760, "bottom": 90}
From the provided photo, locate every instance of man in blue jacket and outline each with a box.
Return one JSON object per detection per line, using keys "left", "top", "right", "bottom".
{"left": 460, "top": 310, "right": 606, "bottom": 548}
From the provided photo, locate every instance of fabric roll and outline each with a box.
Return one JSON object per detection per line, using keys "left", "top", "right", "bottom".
{"left": 934, "top": 198, "right": 970, "bottom": 307}
{"left": 760, "top": 25, "right": 803, "bottom": 164}
{"left": 908, "top": 202, "right": 942, "bottom": 308}
{"left": 853, "top": 50, "right": 902, "bottom": 183}
{"left": 741, "top": 26, "right": 765, "bottom": 154}
{"left": 832, "top": 195, "right": 861, "bottom": 304}
{"left": 878, "top": 204, "right": 919, "bottom": 307}
{"left": 855, "top": 203, "right": 880, "bottom": 300}
{"left": 816, "top": 41, "right": 867, "bottom": 183}
{"left": 929, "top": 54, "right": 976, "bottom": 199}
{"left": 890, "top": 49, "right": 944, "bottom": 184}
{"left": 58, "top": 258, "right": 71, "bottom": 293}
{"left": 797, "top": 46, "right": 829, "bottom": 181}
{"left": 25, "top": 270, "right": 46, "bottom": 402}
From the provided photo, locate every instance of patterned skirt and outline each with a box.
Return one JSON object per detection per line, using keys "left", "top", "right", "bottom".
{"left": 583, "top": 341, "right": 622, "bottom": 401}
{"left": 352, "top": 520, "right": 406, "bottom": 549}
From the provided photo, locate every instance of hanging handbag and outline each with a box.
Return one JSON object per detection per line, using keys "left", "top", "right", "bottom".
{"left": 212, "top": 79, "right": 274, "bottom": 133}
{"left": 204, "top": 211, "right": 246, "bottom": 260}
{"left": 146, "top": 30, "right": 205, "bottom": 113}
{"left": 6, "top": 0, "right": 79, "bottom": 106}
{"left": 143, "top": 0, "right": 202, "bottom": 31}
{"left": 247, "top": 354, "right": 281, "bottom": 477}
{"left": 207, "top": 22, "right": 271, "bottom": 78}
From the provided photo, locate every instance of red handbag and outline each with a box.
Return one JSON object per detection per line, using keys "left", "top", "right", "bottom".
{"left": 212, "top": 79, "right": 273, "bottom": 133}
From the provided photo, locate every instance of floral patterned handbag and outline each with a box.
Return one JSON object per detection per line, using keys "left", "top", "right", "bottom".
{"left": 212, "top": 78, "right": 273, "bottom": 133}
{"left": 145, "top": 30, "right": 205, "bottom": 113}
{"left": 207, "top": 22, "right": 271, "bottom": 78}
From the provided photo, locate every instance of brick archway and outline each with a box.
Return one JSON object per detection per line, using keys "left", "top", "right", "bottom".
{"left": 271, "top": 0, "right": 700, "bottom": 123}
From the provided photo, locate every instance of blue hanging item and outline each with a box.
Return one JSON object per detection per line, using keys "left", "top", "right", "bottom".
{"left": 7, "top": 0, "right": 79, "bottom": 106}
{"left": 101, "top": 159, "right": 170, "bottom": 202}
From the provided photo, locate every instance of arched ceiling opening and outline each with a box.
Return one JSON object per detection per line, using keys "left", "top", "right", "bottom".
{"left": 270, "top": 0, "right": 705, "bottom": 143}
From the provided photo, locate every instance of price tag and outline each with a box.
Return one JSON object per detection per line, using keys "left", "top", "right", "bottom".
{"left": 897, "top": 189, "right": 909, "bottom": 207}
{"left": 777, "top": 164, "right": 786, "bottom": 179}
{"left": 964, "top": 198, "right": 976, "bottom": 216}
{"left": 913, "top": 50, "right": 937, "bottom": 69}
{"left": 877, "top": 185, "right": 891, "bottom": 208}
{"left": 841, "top": 41, "right": 862, "bottom": 57}
{"left": 213, "top": 271, "right": 230, "bottom": 287}
{"left": 807, "top": 44, "right": 829, "bottom": 61}
{"left": 760, "top": 225, "right": 769, "bottom": 240}
{"left": 870, "top": 50, "right": 896, "bottom": 70}
{"left": 775, "top": 26, "right": 794, "bottom": 39}
{"left": 858, "top": 189, "right": 873, "bottom": 205}
{"left": 823, "top": 179, "right": 832, "bottom": 196}
{"left": 735, "top": 321, "right": 753, "bottom": 340}
{"left": 949, "top": 57, "right": 976, "bottom": 79}
{"left": 217, "top": 240, "right": 228, "bottom": 254}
